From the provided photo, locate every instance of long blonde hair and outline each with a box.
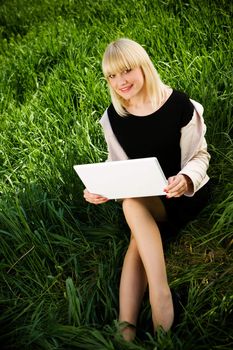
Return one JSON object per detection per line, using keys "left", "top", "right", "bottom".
{"left": 102, "top": 38, "right": 167, "bottom": 116}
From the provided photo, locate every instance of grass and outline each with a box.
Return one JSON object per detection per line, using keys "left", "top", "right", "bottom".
{"left": 0, "top": 0, "right": 232, "bottom": 349}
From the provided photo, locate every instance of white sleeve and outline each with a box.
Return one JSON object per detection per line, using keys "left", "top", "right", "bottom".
{"left": 99, "top": 110, "right": 128, "bottom": 162}
{"left": 179, "top": 101, "right": 210, "bottom": 196}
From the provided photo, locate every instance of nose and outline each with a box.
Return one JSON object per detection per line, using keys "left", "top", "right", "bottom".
{"left": 117, "top": 75, "right": 127, "bottom": 86}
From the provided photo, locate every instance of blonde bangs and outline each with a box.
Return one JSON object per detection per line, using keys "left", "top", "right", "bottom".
{"left": 102, "top": 41, "right": 143, "bottom": 78}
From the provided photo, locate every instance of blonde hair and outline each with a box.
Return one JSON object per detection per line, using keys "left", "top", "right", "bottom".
{"left": 102, "top": 38, "right": 167, "bottom": 116}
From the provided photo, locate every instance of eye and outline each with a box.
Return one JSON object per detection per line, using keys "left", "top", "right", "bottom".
{"left": 123, "top": 68, "right": 131, "bottom": 74}
{"left": 108, "top": 74, "right": 115, "bottom": 79}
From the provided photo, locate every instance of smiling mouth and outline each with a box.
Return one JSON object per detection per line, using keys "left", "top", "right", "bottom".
{"left": 119, "top": 85, "right": 132, "bottom": 93}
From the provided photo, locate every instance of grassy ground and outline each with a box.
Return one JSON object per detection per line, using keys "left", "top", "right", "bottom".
{"left": 0, "top": 0, "right": 232, "bottom": 349}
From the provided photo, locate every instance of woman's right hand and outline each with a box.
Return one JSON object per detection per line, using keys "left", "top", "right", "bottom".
{"left": 83, "top": 188, "right": 109, "bottom": 205}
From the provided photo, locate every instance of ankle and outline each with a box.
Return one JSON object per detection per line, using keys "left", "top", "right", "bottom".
{"left": 118, "top": 321, "right": 136, "bottom": 342}
{"left": 151, "top": 291, "right": 174, "bottom": 332}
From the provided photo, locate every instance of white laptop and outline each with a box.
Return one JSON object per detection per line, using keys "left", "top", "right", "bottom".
{"left": 73, "top": 157, "right": 167, "bottom": 200}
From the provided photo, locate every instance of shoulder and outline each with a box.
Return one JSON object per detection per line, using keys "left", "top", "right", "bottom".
{"left": 190, "top": 99, "right": 204, "bottom": 117}
{"left": 99, "top": 104, "right": 118, "bottom": 132}
{"left": 172, "top": 90, "right": 194, "bottom": 126}
{"left": 99, "top": 108, "right": 108, "bottom": 126}
{"left": 107, "top": 103, "right": 121, "bottom": 121}
{"left": 172, "top": 89, "right": 193, "bottom": 107}
{"left": 99, "top": 103, "right": 115, "bottom": 121}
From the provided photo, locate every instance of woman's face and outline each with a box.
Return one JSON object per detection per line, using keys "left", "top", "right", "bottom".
{"left": 108, "top": 67, "right": 145, "bottom": 101}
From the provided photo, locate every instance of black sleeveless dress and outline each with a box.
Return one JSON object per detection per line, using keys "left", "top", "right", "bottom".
{"left": 107, "top": 90, "right": 210, "bottom": 238}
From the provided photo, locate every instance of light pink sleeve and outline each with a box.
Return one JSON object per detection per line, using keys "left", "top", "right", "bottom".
{"left": 179, "top": 100, "right": 210, "bottom": 196}
{"left": 99, "top": 110, "right": 128, "bottom": 161}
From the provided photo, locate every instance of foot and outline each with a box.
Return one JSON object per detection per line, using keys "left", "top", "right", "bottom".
{"left": 118, "top": 321, "right": 136, "bottom": 342}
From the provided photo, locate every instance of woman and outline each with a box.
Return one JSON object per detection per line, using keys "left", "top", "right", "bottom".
{"left": 84, "top": 38, "right": 210, "bottom": 341}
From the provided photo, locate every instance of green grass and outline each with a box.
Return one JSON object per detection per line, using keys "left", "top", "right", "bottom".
{"left": 0, "top": 0, "right": 232, "bottom": 349}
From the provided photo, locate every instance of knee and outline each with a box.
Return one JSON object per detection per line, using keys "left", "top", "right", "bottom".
{"left": 129, "top": 235, "right": 137, "bottom": 250}
{"left": 127, "top": 235, "right": 142, "bottom": 261}
{"left": 122, "top": 197, "right": 142, "bottom": 212}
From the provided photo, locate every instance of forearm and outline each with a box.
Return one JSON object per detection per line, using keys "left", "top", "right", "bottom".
{"left": 179, "top": 149, "right": 210, "bottom": 196}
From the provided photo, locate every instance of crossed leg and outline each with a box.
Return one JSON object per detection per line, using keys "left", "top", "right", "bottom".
{"left": 119, "top": 196, "right": 174, "bottom": 341}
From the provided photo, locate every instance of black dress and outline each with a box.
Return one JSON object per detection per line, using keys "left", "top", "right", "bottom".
{"left": 107, "top": 90, "right": 210, "bottom": 237}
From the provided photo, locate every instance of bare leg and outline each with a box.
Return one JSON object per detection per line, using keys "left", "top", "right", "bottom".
{"left": 119, "top": 235, "right": 148, "bottom": 341}
{"left": 121, "top": 196, "right": 174, "bottom": 333}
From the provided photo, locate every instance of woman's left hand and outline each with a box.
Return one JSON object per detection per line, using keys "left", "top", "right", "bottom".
{"left": 164, "top": 174, "right": 192, "bottom": 198}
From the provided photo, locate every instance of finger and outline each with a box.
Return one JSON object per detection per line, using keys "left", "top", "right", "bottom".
{"left": 165, "top": 176, "right": 182, "bottom": 192}
{"left": 167, "top": 176, "right": 177, "bottom": 185}
{"left": 170, "top": 180, "right": 185, "bottom": 193}
{"left": 165, "top": 176, "right": 187, "bottom": 197}
{"left": 168, "top": 185, "right": 186, "bottom": 198}
{"left": 84, "top": 189, "right": 103, "bottom": 200}
{"left": 83, "top": 191, "right": 109, "bottom": 204}
{"left": 94, "top": 198, "right": 109, "bottom": 205}
{"left": 91, "top": 198, "right": 109, "bottom": 205}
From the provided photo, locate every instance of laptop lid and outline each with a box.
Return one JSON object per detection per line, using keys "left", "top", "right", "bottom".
{"left": 73, "top": 157, "right": 167, "bottom": 200}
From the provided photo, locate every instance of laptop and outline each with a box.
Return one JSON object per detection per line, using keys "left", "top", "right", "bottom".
{"left": 73, "top": 157, "right": 167, "bottom": 200}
